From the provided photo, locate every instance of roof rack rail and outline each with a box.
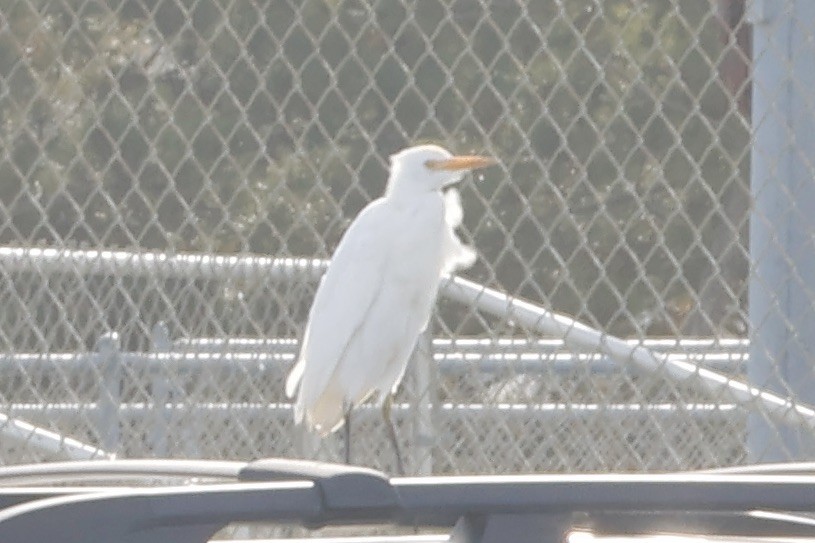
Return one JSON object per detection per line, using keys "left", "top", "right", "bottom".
{"left": 0, "top": 459, "right": 814, "bottom": 543}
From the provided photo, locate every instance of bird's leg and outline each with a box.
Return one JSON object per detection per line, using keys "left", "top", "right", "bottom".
{"left": 344, "top": 408, "right": 352, "bottom": 465}
{"left": 382, "top": 395, "right": 405, "bottom": 476}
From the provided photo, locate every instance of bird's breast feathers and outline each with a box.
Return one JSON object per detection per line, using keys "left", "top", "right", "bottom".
{"left": 288, "top": 189, "right": 474, "bottom": 431}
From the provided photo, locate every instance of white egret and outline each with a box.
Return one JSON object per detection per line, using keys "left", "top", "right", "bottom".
{"left": 285, "top": 144, "right": 496, "bottom": 474}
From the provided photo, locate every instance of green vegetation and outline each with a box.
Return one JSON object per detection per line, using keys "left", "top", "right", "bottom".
{"left": 0, "top": 0, "right": 749, "bottom": 347}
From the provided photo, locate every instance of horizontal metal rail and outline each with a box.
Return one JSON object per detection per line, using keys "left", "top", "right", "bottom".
{"left": 0, "top": 339, "right": 748, "bottom": 374}
{"left": 0, "top": 246, "right": 326, "bottom": 282}
{"left": 172, "top": 336, "right": 749, "bottom": 374}
{"left": 6, "top": 402, "right": 738, "bottom": 420}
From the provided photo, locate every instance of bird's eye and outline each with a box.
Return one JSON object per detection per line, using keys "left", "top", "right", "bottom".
{"left": 425, "top": 159, "right": 442, "bottom": 170}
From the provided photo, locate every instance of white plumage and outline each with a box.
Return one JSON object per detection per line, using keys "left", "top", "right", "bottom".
{"left": 285, "top": 144, "right": 495, "bottom": 438}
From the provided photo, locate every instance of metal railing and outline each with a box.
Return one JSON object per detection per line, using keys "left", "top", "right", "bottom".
{"left": 0, "top": 247, "right": 769, "bottom": 473}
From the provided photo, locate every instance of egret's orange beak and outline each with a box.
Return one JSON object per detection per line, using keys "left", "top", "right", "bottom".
{"left": 425, "top": 155, "right": 497, "bottom": 171}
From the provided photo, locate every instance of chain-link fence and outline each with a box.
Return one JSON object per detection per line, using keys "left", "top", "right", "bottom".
{"left": 0, "top": 0, "right": 813, "bottom": 476}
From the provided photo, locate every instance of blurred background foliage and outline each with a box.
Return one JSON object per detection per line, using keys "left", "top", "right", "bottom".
{"left": 0, "top": 0, "right": 750, "bottom": 348}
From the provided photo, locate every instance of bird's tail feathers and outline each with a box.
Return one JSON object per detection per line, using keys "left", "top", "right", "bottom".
{"left": 304, "top": 380, "right": 346, "bottom": 437}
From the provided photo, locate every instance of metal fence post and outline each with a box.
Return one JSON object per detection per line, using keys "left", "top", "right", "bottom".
{"left": 412, "top": 330, "right": 436, "bottom": 476}
{"left": 95, "top": 332, "right": 121, "bottom": 455}
{"left": 150, "top": 322, "right": 172, "bottom": 457}
{"left": 748, "top": 0, "right": 815, "bottom": 461}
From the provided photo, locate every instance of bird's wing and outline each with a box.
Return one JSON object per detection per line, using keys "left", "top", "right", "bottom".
{"left": 285, "top": 200, "right": 393, "bottom": 425}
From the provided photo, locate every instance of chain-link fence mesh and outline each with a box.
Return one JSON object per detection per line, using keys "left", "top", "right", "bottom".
{"left": 0, "top": 0, "right": 813, "bottom": 479}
